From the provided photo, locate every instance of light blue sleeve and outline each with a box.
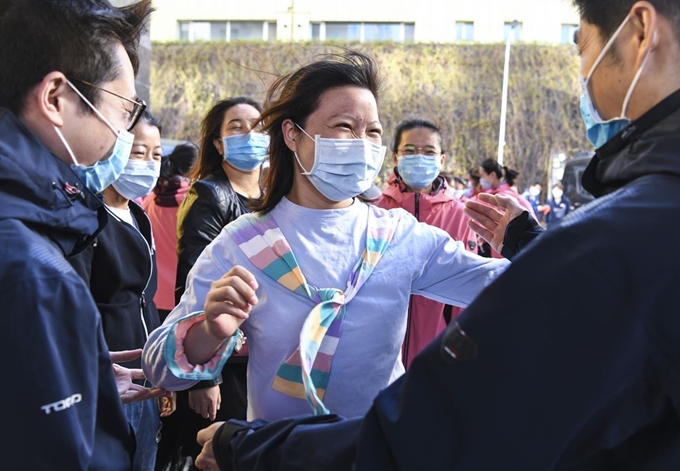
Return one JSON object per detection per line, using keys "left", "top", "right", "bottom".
{"left": 410, "top": 221, "right": 510, "bottom": 307}
{"left": 142, "top": 233, "right": 239, "bottom": 390}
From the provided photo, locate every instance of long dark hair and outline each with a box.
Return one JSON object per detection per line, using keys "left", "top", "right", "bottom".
{"left": 188, "top": 96, "right": 262, "bottom": 181}
{"left": 480, "top": 158, "right": 519, "bottom": 187}
{"left": 251, "top": 51, "right": 382, "bottom": 214}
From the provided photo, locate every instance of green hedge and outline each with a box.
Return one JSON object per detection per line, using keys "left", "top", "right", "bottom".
{"left": 151, "top": 41, "right": 590, "bottom": 189}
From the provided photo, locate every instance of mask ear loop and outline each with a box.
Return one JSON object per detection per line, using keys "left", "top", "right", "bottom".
{"left": 620, "top": 30, "right": 657, "bottom": 117}
{"left": 293, "top": 123, "right": 316, "bottom": 175}
{"left": 66, "top": 80, "right": 120, "bottom": 136}
{"left": 586, "top": 15, "right": 631, "bottom": 83}
{"left": 53, "top": 125, "right": 79, "bottom": 166}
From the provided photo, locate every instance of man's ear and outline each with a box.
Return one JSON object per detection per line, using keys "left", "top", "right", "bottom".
{"left": 392, "top": 153, "right": 399, "bottom": 167}
{"left": 440, "top": 154, "right": 447, "bottom": 167}
{"left": 31, "top": 71, "right": 71, "bottom": 127}
{"left": 282, "top": 119, "right": 299, "bottom": 153}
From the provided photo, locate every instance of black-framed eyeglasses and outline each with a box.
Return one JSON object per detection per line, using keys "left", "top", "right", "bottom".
{"left": 71, "top": 78, "right": 147, "bottom": 132}
{"left": 397, "top": 145, "right": 441, "bottom": 157}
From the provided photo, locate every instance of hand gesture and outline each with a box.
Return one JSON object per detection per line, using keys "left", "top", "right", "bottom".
{"left": 189, "top": 385, "right": 221, "bottom": 421}
{"left": 203, "top": 266, "right": 259, "bottom": 341}
{"left": 464, "top": 193, "right": 526, "bottom": 254}
{"left": 195, "top": 422, "right": 226, "bottom": 470}
{"left": 110, "top": 349, "right": 170, "bottom": 404}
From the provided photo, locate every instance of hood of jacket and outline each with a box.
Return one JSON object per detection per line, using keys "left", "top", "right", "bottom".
{"left": 152, "top": 176, "right": 190, "bottom": 207}
{"left": 0, "top": 108, "right": 105, "bottom": 256}
{"left": 584, "top": 88, "right": 680, "bottom": 198}
{"left": 378, "top": 169, "right": 454, "bottom": 212}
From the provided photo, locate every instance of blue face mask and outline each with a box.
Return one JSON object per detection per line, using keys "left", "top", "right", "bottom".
{"left": 54, "top": 80, "right": 133, "bottom": 194}
{"left": 223, "top": 133, "right": 270, "bottom": 171}
{"left": 293, "top": 124, "right": 386, "bottom": 202}
{"left": 397, "top": 154, "right": 441, "bottom": 190}
{"left": 579, "top": 15, "right": 654, "bottom": 148}
{"left": 112, "top": 159, "right": 161, "bottom": 200}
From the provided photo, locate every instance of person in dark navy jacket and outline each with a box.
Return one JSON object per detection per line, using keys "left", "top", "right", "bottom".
{"left": 190, "top": 1, "right": 680, "bottom": 470}
{"left": 0, "top": 0, "right": 157, "bottom": 469}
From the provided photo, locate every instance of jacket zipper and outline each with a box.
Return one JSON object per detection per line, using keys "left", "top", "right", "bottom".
{"left": 404, "top": 193, "right": 420, "bottom": 369}
{"left": 105, "top": 206, "right": 154, "bottom": 342}
{"left": 415, "top": 193, "right": 420, "bottom": 221}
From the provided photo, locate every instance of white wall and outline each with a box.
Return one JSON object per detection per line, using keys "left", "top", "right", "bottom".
{"left": 150, "top": 0, "right": 580, "bottom": 44}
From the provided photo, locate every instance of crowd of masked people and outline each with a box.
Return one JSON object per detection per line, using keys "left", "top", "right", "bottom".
{"left": 4, "top": 0, "right": 680, "bottom": 470}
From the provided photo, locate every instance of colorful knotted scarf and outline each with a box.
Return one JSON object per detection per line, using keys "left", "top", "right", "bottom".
{"left": 226, "top": 205, "right": 399, "bottom": 414}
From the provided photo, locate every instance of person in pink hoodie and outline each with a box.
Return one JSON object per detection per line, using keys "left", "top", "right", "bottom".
{"left": 375, "top": 119, "right": 476, "bottom": 369}
{"left": 478, "top": 158, "right": 537, "bottom": 218}
{"left": 473, "top": 158, "right": 538, "bottom": 258}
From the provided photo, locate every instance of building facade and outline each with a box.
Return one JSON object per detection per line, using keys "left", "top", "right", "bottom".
{"left": 150, "top": 0, "right": 580, "bottom": 45}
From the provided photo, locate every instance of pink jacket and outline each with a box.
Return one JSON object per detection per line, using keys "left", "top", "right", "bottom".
{"left": 375, "top": 172, "right": 475, "bottom": 369}
{"left": 481, "top": 183, "right": 537, "bottom": 219}
{"left": 142, "top": 179, "right": 190, "bottom": 312}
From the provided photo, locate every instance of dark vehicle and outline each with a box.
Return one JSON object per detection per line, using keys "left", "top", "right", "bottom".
{"left": 561, "top": 152, "right": 595, "bottom": 209}
{"left": 161, "top": 138, "right": 190, "bottom": 157}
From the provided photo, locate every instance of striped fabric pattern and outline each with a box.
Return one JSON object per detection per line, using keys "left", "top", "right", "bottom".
{"left": 226, "top": 206, "right": 400, "bottom": 415}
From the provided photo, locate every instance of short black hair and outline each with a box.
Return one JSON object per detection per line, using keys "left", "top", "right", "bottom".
{"left": 135, "top": 109, "right": 163, "bottom": 135}
{"left": 0, "top": 0, "right": 153, "bottom": 115}
{"left": 391, "top": 118, "right": 444, "bottom": 154}
{"left": 573, "top": 0, "right": 680, "bottom": 42}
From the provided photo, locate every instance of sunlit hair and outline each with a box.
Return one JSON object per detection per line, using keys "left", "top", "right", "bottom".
{"left": 251, "top": 51, "right": 382, "bottom": 214}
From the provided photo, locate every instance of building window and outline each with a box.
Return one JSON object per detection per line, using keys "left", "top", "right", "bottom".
{"left": 309, "top": 22, "right": 414, "bottom": 42}
{"left": 455, "top": 21, "right": 474, "bottom": 41}
{"left": 561, "top": 24, "right": 578, "bottom": 45}
{"left": 503, "top": 21, "right": 522, "bottom": 41}
{"left": 178, "top": 21, "right": 276, "bottom": 41}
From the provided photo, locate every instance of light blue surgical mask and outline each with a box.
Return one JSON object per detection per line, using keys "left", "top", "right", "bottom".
{"left": 294, "top": 124, "right": 386, "bottom": 202}
{"left": 112, "top": 159, "right": 161, "bottom": 200}
{"left": 580, "top": 15, "right": 654, "bottom": 148}
{"left": 54, "top": 80, "right": 133, "bottom": 194}
{"left": 480, "top": 178, "right": 493, "bottom": 190}
{"left": 223, "top": 132, "right": 270, "bottom": 171}
{"left": 397, "top": 154, "right": 441, "bottom": 190}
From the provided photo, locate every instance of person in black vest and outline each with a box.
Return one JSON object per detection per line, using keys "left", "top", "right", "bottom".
{"left": 169, "top": 97, "right": 267, "bottom": 468}
{"left": 70, "top": 109, "right": 168, "bottom": 471}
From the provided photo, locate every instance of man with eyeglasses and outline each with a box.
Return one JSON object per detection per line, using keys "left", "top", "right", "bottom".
{"left": 0, "top": 1, "right": 158, "bottom": 469}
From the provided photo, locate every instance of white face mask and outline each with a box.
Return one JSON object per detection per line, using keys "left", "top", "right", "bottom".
{"left": 112, "top": 159, "right": 161, "bottom": 200}
{"left": 293, "top": 124, "right": 386, "bottom": 202}
{"left": 552, "top": 189, "right": 564, "bottom": 200}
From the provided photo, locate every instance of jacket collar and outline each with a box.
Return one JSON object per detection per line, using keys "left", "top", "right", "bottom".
{"left": 583, "top": 87, "right": 680, "bottom": 197}
{"left": 387, "top": 168, "right": 449, "bottom": 200}
{"left": 0, "top": 108, "right": 107, "bottom": 256}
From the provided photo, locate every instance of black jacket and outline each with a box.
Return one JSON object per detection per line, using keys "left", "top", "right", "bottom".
{"left": 0, "top": 109, "right": 134, "bottom": 470}
{"left": 175, "top": 168, "right": 250, "bottom": 304}
{"left": 69, "top": 202, "right": 160, "bottom": 371}
{"left": 213, "top": 89, "right": 680, "bottom": 470}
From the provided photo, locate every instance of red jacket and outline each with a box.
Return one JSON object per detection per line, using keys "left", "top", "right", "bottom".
{"left": 375, "top": 171, "right": 475, "bottom": 369}
{"left": 142, "top": 177, "right": 190, "bottom": 312}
